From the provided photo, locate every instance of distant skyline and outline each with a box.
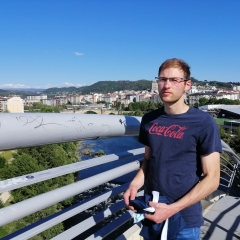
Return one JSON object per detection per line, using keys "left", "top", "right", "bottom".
{"left": 1, "top": 0, "right": 240, "bottom": 89}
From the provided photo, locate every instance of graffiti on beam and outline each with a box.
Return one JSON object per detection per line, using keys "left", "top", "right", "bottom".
{"left": 16, "top": 116, "right": 68, "bottom": 129}
{"left": 88, "top": 123, "right": 111, "bottom": 134}
{"left": 65, "top": 116, "right": 86, "bottom": 132}
{"left": 65, "top": 116, "right": 111, "bottom": 134}
{"left": 119, "top": 119, "right": 126, "bottom": 126}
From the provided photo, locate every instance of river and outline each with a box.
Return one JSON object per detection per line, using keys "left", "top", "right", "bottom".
{"left": 79, "top": 136, "right": 144, "bottom": 156}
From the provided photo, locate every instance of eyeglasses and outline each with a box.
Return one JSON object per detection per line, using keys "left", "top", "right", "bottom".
{"left": 155, "top": 77, "right": 188, "bottom": 87}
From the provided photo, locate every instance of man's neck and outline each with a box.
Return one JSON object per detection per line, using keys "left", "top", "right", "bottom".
{"left": 163, "top": 102, "right": 189, "bottom": 115}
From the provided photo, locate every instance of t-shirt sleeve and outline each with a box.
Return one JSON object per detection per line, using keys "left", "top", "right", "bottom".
{"left": 198, "top": 115, "right": 222, "bottom": 155}
{"left": 138, "top": 115, "right": 150, "bottom": 147}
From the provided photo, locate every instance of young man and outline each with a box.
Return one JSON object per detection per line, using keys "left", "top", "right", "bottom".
{"left": 124, "top": 58, "right": 222, "bottom": 239}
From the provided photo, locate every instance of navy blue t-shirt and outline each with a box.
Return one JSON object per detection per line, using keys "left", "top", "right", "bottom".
{"left": 138, "top": 107, "right": 222, "bottom": 228}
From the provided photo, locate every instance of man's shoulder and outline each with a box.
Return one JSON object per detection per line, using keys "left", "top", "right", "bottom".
{"left": 189, "top": 107, "right": 213, "bottom": 118}
{"left": 188, "top": 107, "right": 217, "bottom": 127}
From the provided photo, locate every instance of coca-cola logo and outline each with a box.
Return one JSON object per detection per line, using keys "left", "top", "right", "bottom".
{"left": 149, "top": 122, "right": 187, "bottom": 139}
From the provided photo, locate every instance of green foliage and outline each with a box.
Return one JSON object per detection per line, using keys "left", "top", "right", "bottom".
{"left": 0, "top": 156, "right": 6, "bottom": 168}
{"left": 190, "top": 78, "right": 237, "bottom": 89}
{"left": 199, "top": 97, "right": 240, "bottom": 106}
{"left": 218, "top": 126, "right": 231, "bottom": 145}
{"left": 121, "top": 101, "right": 163, "bottom": 116}
{"left": 134, "top": 109, "right": 144, "bottom": 116}
{"left": 0, "top": 142, "right": 78, "bottom": 238}
{"left": 25, "top": 103, "right": 64, "bottom": 113}
{"left": 115, "top": 102, "right": 121, "bottom": 110}
{"left": 1, "top": 79, "right": 238, "bottom": 98}
{"left": 2, "top": 109, "right": 10, "bottom": 113}
{"left": 94, "top": 150, "right": 106, "bottom": 157}
{"left": 0, "top": 199, "right": 4, "bottom": 209}
{"left": 0, "top": 151, "right": 13, "bottom": 161}
{"left": 127, "top": 101, "right": 162, "bottom": 114}
{"left": 84, "top": 111, "right": 97, "bottom": 114}
{"left": 198, "top": 97, "right": 208, "bottom": 106}
{"left": 229, "top": 127, "right": 240, "bottom": 153}
{"left": 77, "top": 80, "right": 152, "bottom": 94}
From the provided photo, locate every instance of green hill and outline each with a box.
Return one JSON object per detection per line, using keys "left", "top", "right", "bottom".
{"left": 0, "top": 78, "right": 239, "bottom": 98}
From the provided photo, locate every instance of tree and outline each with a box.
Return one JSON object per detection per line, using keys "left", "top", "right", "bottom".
{"left": 0, "top": 156, "right": 6, "bottom": 168}
{"left": 218, "top": 126, "right": 231, "bottom": 145}
{"left": 230, "top": 127, "right": 240, "bottom": 153}
{"left": 0, "top": 200, "right": 4, "bottom": 209}
{"left": 199, "top": 97, "right": 208, "bottom": 106}
{"left": 0, "top": 142, "right": 78, "bottom": 238}
{"left": 147, "top": 101, "right": 157, "bottom": 111}
{"left": 85, "top": 110, "right": 97, "bottom": 114}
{"left": 139, "top": 101, "right": 148, "bottom": 112}
{"left": 115, "top": 102, "right": 121, "bottom": 110}
{"left": 134, "top": 109, "right": 144, "bottom": 116}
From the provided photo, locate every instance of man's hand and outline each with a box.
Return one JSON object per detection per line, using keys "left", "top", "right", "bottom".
{"left": 145, "top": 202, "right": 175, "bottom": 224}
{"left": 123, "top": 185, "right": 138, "bottom": 211}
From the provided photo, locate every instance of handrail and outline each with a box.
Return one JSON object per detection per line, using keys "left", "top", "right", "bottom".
{"left": 0, "top": 161, "right": 140, "bottom": 227}
{"left": 0, "top": 148, "right": 144, "bottom": 193}
{"left": 0, "top": 114, "right": 239, "bottom": 239}
{"left": 2, "top": 184, "right": 134, "bottom": 240}
{"left": 0, "top": 145, "right": 238, "bottom": 239}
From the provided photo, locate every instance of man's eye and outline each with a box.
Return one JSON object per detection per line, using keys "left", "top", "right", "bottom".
{"left": 170, "top": 78, "right": 178, "bottom": 82}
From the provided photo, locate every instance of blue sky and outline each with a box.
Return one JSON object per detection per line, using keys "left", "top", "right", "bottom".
{"left": 0, "top": 0, "right": 240, "bottom": 89}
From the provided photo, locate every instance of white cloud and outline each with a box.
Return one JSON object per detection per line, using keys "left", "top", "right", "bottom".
{"left": 0, "top": 82, "right": 86, "bottom": 90}
{"left": 74, "top": 52, "right": 84, "bottom": 56}
{"left": 0, "top": 84, "right": 31, "bottom": 89}
{"left": 44, "top": 82, "right": 86, "bottom": 88}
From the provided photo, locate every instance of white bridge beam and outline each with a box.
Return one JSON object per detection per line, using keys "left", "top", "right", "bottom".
{"left": 0, "top": 113, "right": 141, "bottom": 151}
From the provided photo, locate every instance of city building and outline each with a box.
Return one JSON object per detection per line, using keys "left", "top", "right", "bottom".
{"left": 7, "top": 97, "right": 24, "bottom": 113}
{"left": 0, "top": 97, "right": 8, "bottom": 112}
{"left": 26, "top": 95, "right": 47, "bottom": 104}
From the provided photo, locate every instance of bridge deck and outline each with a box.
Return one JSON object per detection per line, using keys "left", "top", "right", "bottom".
{"left": 201, "top": 196, "right": 240, "bottom": 239}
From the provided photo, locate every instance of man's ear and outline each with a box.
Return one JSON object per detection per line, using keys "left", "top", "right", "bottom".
{"left": 185, "top": 80, "right": 192, "bottom": 91}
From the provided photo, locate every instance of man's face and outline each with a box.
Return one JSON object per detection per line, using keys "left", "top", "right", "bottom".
{"left": 158, "top": 67, "right": 191, "bottom": 104}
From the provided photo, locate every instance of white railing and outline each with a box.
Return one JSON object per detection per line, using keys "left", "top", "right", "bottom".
{"left": 0, "top": 113, "right": 239, "bottom": 239}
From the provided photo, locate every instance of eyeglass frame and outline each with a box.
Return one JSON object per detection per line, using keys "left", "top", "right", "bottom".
{"left": 155, "top": 77, "right": 189, "bottom": 86}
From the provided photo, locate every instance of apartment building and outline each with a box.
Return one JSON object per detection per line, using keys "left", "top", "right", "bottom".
{"left": 7, "top": 97, "right": 24, "bottom": 113}
{"left": 0, "top": 97, "right": 8, "bottom": 112}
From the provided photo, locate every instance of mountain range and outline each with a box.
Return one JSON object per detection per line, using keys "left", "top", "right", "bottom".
{"left": 0, "top": 79, "right": 239, "bottom": 98}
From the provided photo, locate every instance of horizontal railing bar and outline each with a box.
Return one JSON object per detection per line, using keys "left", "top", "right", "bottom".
{"left": 220, "top": 176, "right": 230, "bottom": 182}
{"left": 0, "top": 161, "right": 140, "bottom": 227}
{"left": 0, "top": 148, "right": 144, "bottom": 193}
{"left": 52, "top": 191, "right": 143, "bottom": 240}
{"left": 85, "top": 211, "right": 133, "bottom": 240}
{"left": 2, "top": 183, "right": 130, "bottom": 240}
{"left": 221, "top": 139, "right": 240, "bottom": 164}
{"left": 219, "top": 183, "right": 229, "bottom": 187}
{"left": 52, "top": 201, "right": 126, "bottom": 240}
{"left": 220, "top": 169, "right": 232, "bottom": 178}
{"left": 220, "top": 163, "right": 234, "bottom": 177}
{"left": 0, "top": 114, "right": 141, "bottom": 151}
{"left": 220, "top": 156, "right": 234, "bottom": 168}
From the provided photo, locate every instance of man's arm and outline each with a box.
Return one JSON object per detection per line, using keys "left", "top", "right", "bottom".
{"left": 146, "top": 151, "right": 220, "bottom": 223}
{"left": 123, "top": 146, "right": 151, "bottom": 211}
